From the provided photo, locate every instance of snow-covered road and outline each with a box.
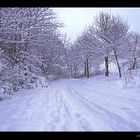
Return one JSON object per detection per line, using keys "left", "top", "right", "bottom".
{"left": 0, "top": 76, "right": 140, "bottom": 131}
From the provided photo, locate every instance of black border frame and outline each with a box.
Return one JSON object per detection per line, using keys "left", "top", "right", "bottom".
{"left": 1, "top": 0, "right": 140, "bottom": 7}
{"left": 0, "top": 0, "right": 140, "bottom": 139}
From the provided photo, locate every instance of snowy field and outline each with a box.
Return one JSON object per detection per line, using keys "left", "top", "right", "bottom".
{"left": 0, "top": 74, "right": 140, "bottom": 131}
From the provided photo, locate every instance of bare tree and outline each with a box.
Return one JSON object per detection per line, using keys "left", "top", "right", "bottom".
{"left": 72, "top": 30, "right": 102, "bottom": 78}
{"left": 109, "top": 14, "right": 129, "bottom": 78}
{"left": 126, "top": 32, "right": 140, "bottom": 70}
{"left": 88, "top": 12, "right": 113, "bottom": 77}
{"left": 88, "top": 11, "right": 129, "bottom": 77}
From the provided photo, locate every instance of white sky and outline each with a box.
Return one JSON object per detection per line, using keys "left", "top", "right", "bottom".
{"left": 53, "top": 8, "right": 140, "bottom": 42}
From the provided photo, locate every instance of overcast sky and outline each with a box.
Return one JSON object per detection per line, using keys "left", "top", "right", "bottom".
{"left": 53, "top": 8, "right": 140, "bottom": 42}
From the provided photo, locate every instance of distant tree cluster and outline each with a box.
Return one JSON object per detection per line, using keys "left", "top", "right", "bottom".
{"left": 67, "top": 11, "right": 140, "bottom": 78}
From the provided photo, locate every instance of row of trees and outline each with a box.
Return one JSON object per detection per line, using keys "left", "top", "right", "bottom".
{"left": 0, "top": 8, "right": 140, "bottom": 94}
{"left": 67, "top": 11, "right": 140, "bottom": 78}
{"left": 0, "top": 8, "right": 68, "bottom": 93}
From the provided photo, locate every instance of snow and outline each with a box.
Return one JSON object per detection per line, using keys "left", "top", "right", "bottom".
{"left": 0, "top": 75, "right": 140, "bottom": 131}
{"left": 100, "top": 62, "right": 118, "bottom": 73}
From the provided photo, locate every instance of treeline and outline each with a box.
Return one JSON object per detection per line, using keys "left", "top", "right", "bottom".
{"left": 66, "top": 11, "right": 140, "bottom": 78}
{"left": 0, "top": 8, "right": 68, "bottom": 94}
{"left": 0, "top": 8, "right": 140, "bottom": 94}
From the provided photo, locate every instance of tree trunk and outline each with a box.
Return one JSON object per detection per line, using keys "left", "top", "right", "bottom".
{"left": 86, "top": 58, "right": 89, "bottom": 78}
{"left": 114, "top": 54, "right": 121, "bottom": 78}
{"left": 74, "top": 65, "right": 77, "bottom": 78}
{"left": 104, "top": 56, "right": 109, "bottom": 77}
{"left": 74, "top": 71, "right": 76, "bottom": 78}
{"left": 84, "top": 61, "right": 87, "bottom": 77}
{"left": 69, "top": 65, "right": 73, "bottom": 78}
{"left": 84, "top": 59, "right": 89, "bottom": 78}
{"left": 132, "top": 57, "right": 137, "bottom": 70}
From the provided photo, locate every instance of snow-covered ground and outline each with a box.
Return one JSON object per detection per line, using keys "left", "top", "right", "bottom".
{"left": 0, "top": 75, "right": 140, "bottom": 131}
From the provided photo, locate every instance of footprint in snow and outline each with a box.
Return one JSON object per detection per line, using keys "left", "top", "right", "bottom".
{"left": 45, "top": 121, "right": 56, "bottom": 130}
{"left": 74, "top": 113, "right": 93, "bottom": 131}
{"left": 61, "top": 124, "right": 69, "bottom": 130}
{"left": 121, "top": 107, "right": 130, "bottom": 110}
{"left": 50, "top": 111, "right": 60, "bottom": 123}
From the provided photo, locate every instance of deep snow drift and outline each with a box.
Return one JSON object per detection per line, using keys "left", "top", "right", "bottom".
{"left": 0, "top": 75, "right": 140, "bottom": 131}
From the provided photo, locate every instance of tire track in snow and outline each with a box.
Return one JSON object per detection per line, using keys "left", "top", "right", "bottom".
{"left": 68, "top": 87, "right": 140, "bottom": 131}
{"left": 44, "top": 89, "right": 74, "bottom": 131}
{"left": 61, "top": 86, "right": 110, "bottom": 130}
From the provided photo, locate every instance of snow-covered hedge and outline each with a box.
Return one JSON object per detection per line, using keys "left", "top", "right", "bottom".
{"left": 122, "top": 68, "right": 140, "bottom": 88}
{"left": 0, "top": 65, "right": 49, "bottom": 100}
